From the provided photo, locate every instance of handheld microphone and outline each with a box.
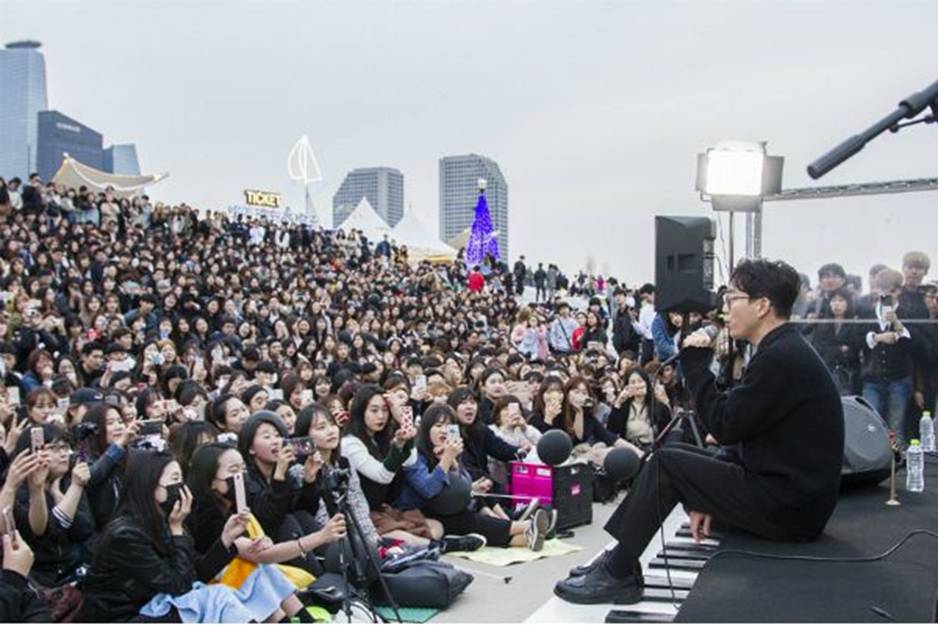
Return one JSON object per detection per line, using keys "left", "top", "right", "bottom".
{"left": 658, "top": 324, "right": 719, "bottom": 368}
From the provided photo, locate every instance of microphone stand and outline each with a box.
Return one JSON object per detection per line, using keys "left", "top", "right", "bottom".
{"left": 808, "top": 79, "right": 938, "bottom": 179}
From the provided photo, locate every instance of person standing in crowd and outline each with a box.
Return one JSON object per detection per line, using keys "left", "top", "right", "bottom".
{"left": 467, "top": 266, "right": 485, "bottom": 293}
{"left": 899, "top": 252, "right": 931, "bottom": 435}
{"left": 533, "top": 263, "right": 547, "bottom": 302}
{"left": 513, "top": 256, "right": 527, "bottom": 296}
{"left": 811, "top": 288, "right": 861, "bottom": 395}
{"left": 546, "top": 264, "right": 559, "bottom": 301}
{"left": 859, "top": 267, "right": 915, "bottom": 448}
{"left": 636, "top": 284, "right": 656, "bottom": 365}
{"left": 612, "top": 288, "right": 640, "bottom": 358}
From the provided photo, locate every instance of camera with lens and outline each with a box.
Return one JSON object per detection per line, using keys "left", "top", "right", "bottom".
{"left": 72, "top": 422, "right": 99, "bottom": 442}
{"left": 320, "top": 464, "right": 351, "bottom": 501}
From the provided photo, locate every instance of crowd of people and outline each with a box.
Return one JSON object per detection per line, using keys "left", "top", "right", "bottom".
{"left": 0, "top": 172, "right": 932, "bottom": 622}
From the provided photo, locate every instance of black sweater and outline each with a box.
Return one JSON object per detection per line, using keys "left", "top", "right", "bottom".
{"left": 680, "top": 323, "right": 844, "bottom": 538}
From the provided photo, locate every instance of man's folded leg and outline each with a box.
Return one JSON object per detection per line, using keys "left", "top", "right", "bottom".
{"left": 555, "top": 447, "right": 775, "bottom": 605}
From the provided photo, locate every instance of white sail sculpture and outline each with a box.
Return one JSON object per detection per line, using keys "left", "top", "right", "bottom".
{"left": 287, "top": 135, "right": 324, "bottom": 227}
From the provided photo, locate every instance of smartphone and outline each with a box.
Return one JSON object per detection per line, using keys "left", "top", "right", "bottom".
{"left": 56, "top": 398, "right": 70, "bottom": 416}
{"left": 139, "top": 419, "right": 164, "bottom": 436}
{"left": 268, "top": 389, "right": 284, "bottom": 401}
{"left": 217, "top": 432, "right": 238, "bottom": 444}
{"left": 446, "top": 424, "right": 461, "bottom": 442}
{"left": 414, "top": 374, "right": 427, "bottom": 392}
{"left": 7, "top": 387, "right": 20, "bottom": 406}
{"left": 284, "top": 437, "right": 315, "bottom": 457}
{"left": 232, "top": 471, "right": 247, "bottom": 514}
{"left": 2, "top": 506, "right": 15, "bottom": 543}
{"left": 30, "top": 426, "right": 44, "bottom": 452}
{"left": 300, "top": 390, "right": 314, "bottom": 404}
{"left": 508, "top": 403, "right": 521, "bottom": 419}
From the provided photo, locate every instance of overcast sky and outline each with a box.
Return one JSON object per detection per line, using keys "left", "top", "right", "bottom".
{"left": 6, "top": 0, "right": 937, "bottom": 286}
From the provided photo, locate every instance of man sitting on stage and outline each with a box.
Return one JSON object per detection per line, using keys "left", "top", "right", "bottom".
{"left": 555, "top": 259, "right": 845, "bottom": 605}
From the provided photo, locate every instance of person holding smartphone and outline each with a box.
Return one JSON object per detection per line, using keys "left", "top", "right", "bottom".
{"left": 605, "top": 367, "right": 672, "bottom": 449}
{"left": 399, "top": 404, "right": 547, "bottom": 552}
{"left": 79, "top": 451, "right": 289, "bottom": 623}
{"left": 10, "top": 424, "right": 93, "bottom": 587}
{"left": 186, "top": 443, "right": 340, "bottom": 622}
{"left": 81, "top": 403, "right": 140, "bottom": 530}
{"left": 859, "top": 268, "right": 915, "bottom": 448}
{"left": 0, "top": 528, "right": 49, "bottom": 622}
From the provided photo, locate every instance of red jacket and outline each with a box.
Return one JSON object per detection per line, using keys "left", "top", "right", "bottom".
{"left": 468, "top": 271, "right": 485, "bottom": 292}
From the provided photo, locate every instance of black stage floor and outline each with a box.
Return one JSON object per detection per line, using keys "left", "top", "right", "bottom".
{"left": 676, "top": 457, "right": 938, "bottom": 622}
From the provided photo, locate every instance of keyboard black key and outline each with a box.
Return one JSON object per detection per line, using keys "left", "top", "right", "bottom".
{"left": 649, "top": 557, "right": 705, "bottom": 571}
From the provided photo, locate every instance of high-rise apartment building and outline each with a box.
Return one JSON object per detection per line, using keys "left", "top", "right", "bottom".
{"left": 439, "top": 154, "right": 508, "bottom": 261}
{"left": 332, "top": 167, "right": 404, "bottom": 228}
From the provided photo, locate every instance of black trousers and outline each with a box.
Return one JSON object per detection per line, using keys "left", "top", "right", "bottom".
{"left": 604, "top": 444, "right": 792, "bottom": 562}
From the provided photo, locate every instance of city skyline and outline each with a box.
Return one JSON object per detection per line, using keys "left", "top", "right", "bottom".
{"left": 3, "top": 2, "right": 938, "bottom": 285}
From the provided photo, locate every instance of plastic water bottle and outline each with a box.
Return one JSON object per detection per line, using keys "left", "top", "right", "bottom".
{"left": 906, "top": 439, "right": 925, "bottom": 493}
{"left": 920, "top": 412, "right": 935, "bottom": 453}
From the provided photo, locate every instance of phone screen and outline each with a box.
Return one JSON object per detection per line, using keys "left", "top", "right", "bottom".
{"left": 2, "top": 506, "right": 14, "bottom": 543}
{"left": 30, "top": 427, "right": 44, "bottom": 452}
{"left": 232, "top": 472, "right": 247, "bottom": 514}
{"left": 446, "top": 424, "right": 461, "bottom": 441}
{"left": 139, "top": 419, "right": 163, "bottom": 436}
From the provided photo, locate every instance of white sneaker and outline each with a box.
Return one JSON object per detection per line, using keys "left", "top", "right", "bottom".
{"left": 517, "top": 498, "right": 540, "bottom": 522}
{"left": 526, "top": 509, "right": 549, "bottom": 552}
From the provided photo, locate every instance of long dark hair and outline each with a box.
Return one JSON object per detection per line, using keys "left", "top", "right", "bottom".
{"left": 168, "top": 420, "right": 221, "bottom": 476}
{"left": 562, "top": 375, "right": 595, "bottom": 433}
{"left": 295, "top": 402, "right": 342, "bottom": 465}
{"left": 416, "top": 404, "right": 456, "bottom": 470}
{"left": 532, "top": 375, "right": 565, "bottom": 417}
{"left": 446, "top": 386, "right": 484, "bottom": 443}
{"left": 237, "top": 411, "right": 287, "bottom": 477}
{"left": 623, "top": 366, "right": 654, "bottom": 407}
{"left": 83, "top": 402, "right": 120, "bottom": 457}
{"left": 187, "top": 442, "right": 235, "bottom": 510}
{"left": 113, "top": 450, "right": 177, "bottom": 555}
{"left": 345, "top": 384, "right": 391, "bottom": 458}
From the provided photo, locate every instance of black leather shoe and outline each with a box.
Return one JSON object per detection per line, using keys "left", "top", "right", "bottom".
{"left": 568, "top": 550, "right": 610, "bottom": 577}
{"left": 554, "top": 561, "right": 643, "bottom": 605}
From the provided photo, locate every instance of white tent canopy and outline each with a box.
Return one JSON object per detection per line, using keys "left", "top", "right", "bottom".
{"left": 52, "top": 154, "right": 167, "bottom": 198}
{"left": 390, "top": 208, "right": 456, "bottom": 261}
{"left": 336, "top": 197, "right": 393, "bottom": 239}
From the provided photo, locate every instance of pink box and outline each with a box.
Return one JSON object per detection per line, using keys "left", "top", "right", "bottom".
{"left": 508, "top": 462, "right": 555, "bottom": 505}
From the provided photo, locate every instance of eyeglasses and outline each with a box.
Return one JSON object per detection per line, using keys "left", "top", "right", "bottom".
{"left": 722, "top": 293, "right": 753, "bottom": 307}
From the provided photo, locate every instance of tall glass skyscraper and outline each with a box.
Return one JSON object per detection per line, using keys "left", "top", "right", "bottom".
{"left": 0, "top": 40, "right": 48, "bottom": 179}
{"left": 332, "top": 167, "right": 404, "bottom": 228}
{"left": 439, "top": 154, "right": 509, "bottom": 261}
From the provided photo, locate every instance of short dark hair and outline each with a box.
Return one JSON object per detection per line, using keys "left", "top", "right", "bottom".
{"left": 731, "top": 259, "right": 801, "bottom": 319}
{"left": 817, "top": 263, "right": 846, "bottom": 280}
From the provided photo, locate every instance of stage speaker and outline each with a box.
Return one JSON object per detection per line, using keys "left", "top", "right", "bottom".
{"left": 654, "top": 216, "right": 716, "bottom": 314}
{"left": 841, "top": 395, "right": 892, "bottom": 489}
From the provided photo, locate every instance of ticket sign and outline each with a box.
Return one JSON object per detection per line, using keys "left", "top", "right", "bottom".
{"left": 244, "top": 189, "right": 282, "bottom": 208}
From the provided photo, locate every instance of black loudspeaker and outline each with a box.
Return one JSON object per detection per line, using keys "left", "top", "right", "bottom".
{"left": 654, "top": 216, "right": 716, "bottom": 313}
{"left": 841, "top": 395, "right": 892, "bottom": 489}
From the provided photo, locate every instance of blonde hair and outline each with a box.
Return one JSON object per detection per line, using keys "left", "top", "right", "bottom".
{"left": 875, "top": 268, "right": 904, "bottom": 292}
{"left": 902, "top": 251, "right": 930, "bottom": 271}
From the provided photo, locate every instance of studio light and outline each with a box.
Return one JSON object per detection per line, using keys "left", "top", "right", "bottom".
{"left": 695, "top": 140, "right": 784, "bottom": 212}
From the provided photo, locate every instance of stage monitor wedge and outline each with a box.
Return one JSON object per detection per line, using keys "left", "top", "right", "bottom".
{"left": 655, "top": 216, "right": 717, "bottom": 314}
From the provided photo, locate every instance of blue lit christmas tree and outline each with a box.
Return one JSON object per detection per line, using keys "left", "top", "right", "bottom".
{"left": 464, "top": 178, "right": 500, "bottom": 268}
